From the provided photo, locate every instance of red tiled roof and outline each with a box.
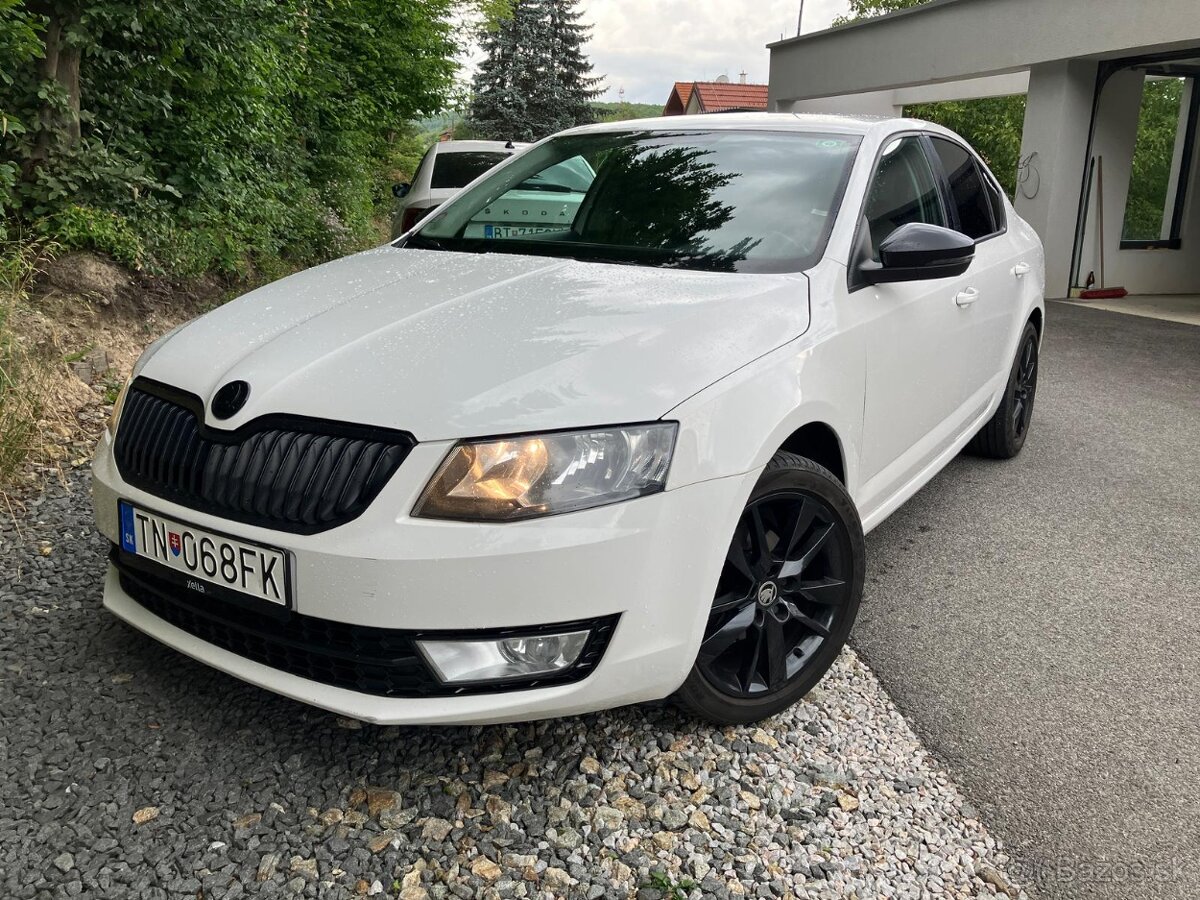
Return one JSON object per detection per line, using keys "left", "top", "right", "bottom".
{"left": 663, "top": 81, "right": 695, "bottom": 116}
{"left": 691, "top": 82, "right": 769, "bottom": 113}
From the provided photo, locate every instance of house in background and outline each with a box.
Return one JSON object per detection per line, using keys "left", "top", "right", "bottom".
{"left": 663, "top": 82, "right": 696, "bottom": 115}
{"left": 662, "top": 75, "right": 769, "bottom": 116}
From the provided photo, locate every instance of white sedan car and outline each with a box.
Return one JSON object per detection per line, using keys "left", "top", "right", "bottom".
{"left": 93, "top": 113, "right": 1044, "bottom": 725}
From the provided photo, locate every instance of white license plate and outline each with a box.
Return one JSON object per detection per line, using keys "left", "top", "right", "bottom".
{"left": 483, "top": 224, "right": 568, "bottom": 239}
{"left": 119, "top": 502, "right": 289, "bottom": 606}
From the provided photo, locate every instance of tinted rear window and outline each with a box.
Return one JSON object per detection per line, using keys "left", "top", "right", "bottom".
{"left": 930, "top": 138, "right": 996, "bottom": 239}
{"left": 431, "top": 152, "right": 511, "bottom": 189}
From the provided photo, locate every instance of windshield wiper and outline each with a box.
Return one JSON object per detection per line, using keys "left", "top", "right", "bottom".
{"left": 515, "top": 182, "right": 577, "bottom": 193}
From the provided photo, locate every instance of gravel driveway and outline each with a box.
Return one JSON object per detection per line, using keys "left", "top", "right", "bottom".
{"left": 1, "top": 472, "right": 1024, "bottom": 900}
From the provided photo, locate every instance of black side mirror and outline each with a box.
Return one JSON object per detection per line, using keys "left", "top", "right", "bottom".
{"left": 860, "top": 222, "right": 975, "bottom": 284}
{"left": 392, "top": 182, "right": 411, "bottom": 199}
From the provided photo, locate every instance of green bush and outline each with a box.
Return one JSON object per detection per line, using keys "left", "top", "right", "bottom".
{"left": 904, "top": 96, "right": 1027, "bottom": 198}
{"left": 36, "top": 205, "right": 144, "bottom": 269}
{"left": 0, "top": 1, "right": 461, "bottom": 279}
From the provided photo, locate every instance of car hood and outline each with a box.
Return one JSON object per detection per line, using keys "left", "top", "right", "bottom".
{"left": 142, "top": 246, "right": 810, "bottom": 440}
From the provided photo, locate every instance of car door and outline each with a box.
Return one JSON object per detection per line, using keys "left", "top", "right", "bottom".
{"left": 854, "top": 135, "right": 977, "bottom": 509}
{"left": 927, "top": 136, "right": 1024, "bottom": 402}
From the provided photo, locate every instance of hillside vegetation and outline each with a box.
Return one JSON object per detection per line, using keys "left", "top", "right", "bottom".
{"left": 594, "top": 101, "right": 665, "bottom": 121}
{"left": 0, "top": 1, "right": 503, "bottom": 487}
{"left": 0, "top": 1, "right": 477, "bottom": 279}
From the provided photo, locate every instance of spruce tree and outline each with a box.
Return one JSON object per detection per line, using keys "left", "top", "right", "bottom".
{"left": 468, "top": 1, "right": 538, "bottom": 141}
{"left": 468, "top": 0, "right": 603, "bottom": 142}
{"left": 541, "top": 0, "right": 604, "bottom": 134}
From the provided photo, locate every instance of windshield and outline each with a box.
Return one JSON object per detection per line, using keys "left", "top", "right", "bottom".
{"left": 430, "top": 151, "right": 512, "bottom": 189}
{"left": 405, "top": 130, "right": 861, "bottom": 273}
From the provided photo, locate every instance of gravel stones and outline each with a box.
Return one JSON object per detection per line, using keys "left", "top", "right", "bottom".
{"left": 469, "top": 857, "right": 502, "bottom": 881}
{"left": 648, "top": 803, "right": 688, "bottom": 830}
{"left": 131, "top": 806, "right": 159, "bottom": 825}
{"left": 0, "top": 471, "right": 1028, "bottom": 899}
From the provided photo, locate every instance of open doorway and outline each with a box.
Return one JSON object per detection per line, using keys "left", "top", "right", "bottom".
{"left": 1070, "top": 50, "right": 1200, "bottom": 314}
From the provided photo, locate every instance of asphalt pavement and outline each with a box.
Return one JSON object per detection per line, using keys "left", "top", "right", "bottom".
{"left": 854, "top": 300, "right": 1200, "bottom": 900}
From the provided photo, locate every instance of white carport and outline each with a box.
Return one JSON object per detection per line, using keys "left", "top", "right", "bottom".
{"left": 768, "top": 0, "right": 1200, "bottom": 300}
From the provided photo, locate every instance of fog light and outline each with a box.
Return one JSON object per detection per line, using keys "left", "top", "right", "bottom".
{"left": 418, "top": 630, "right": 590, "bottom": 683}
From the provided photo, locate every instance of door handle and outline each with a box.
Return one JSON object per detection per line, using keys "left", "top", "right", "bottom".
{"left": 955, "top": 287, "right": 980, "bottom": 307}
{"left": 1013, "top": 262, "right": 1032, "bottom": 277}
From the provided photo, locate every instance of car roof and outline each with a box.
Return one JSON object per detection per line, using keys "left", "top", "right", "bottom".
{"left": 432, "top": 140, "right": 528, "bottom": 154}
{"left": 563, "top": 111, "right": 943, "bottom": 141}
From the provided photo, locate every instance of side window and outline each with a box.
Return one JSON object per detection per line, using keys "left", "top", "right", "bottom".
{"left": 863, "top": 136, "right": 946, "bottom": 259}
{"left": 930, "top": 137, "right": 997, "bottom": 240}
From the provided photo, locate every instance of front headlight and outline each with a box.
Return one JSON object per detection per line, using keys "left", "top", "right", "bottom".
{"left": 413, "top": 423, "right": 677, "bottom": 522}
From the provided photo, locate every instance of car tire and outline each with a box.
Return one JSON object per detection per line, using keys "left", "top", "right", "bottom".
{"left": 674, "top": 452, "right": 865, "bottom": 725}
{"left": 967, "top": 321, "right": 1040, "bottom": 459}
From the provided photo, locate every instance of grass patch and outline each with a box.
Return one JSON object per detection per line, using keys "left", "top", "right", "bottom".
{"left": 0, "top": 239, "right": 50, "bottom": 485}
{"left": 642, "top": 870, "right": 698, "bottom": 899}
{"left": 62, "top": 345, "right": 95, "bottom": 364}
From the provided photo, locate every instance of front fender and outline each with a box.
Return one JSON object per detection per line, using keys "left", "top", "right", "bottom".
{"left": 664, "top": 328, "right": 866, "bottom": 503}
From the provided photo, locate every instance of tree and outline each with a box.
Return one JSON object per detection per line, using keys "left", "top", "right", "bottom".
{"left": 468, "top": 0, "right": 602, "bottom": 142}
{"left": 1122, "top": 78, "right": 1185, "bottom": 241}
{"left": 541, "top": 0, "right": 603, "bottom": 133}
{"left": 0, "top": 0, "right": 43, "bottom": 204}
{"left": 21, "top": 1, "right": 82, "bottom": 179}
{"left": 906, "top": 95, "right": 1026, "bottom": 197}
{"left": 834, "top": 0, "right": 926, "bottom": 24}
{"left": 1, "top": 0, "right": 464, "bottom": 273}
{"left": 468, "top": 0, "right": 540, "bottom": 141}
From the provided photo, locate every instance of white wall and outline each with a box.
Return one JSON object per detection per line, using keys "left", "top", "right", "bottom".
{"left": 769, "top": 0, "right": 1200, "bottom": 105}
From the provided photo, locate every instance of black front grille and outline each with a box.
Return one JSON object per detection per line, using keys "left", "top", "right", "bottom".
{"left": 113, "top": 549, "right": 618, "bottom": 698}
{"left": 114, "top": 379, "right": 415, "bottom": 534}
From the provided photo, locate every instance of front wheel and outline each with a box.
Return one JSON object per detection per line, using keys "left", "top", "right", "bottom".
{"left": 674, "top": 453, "right": 865, "bottom": 725}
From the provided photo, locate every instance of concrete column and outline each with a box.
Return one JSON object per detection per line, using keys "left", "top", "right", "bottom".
{"left": 1014, "top": 60, "right": 1099, "bottom": 297}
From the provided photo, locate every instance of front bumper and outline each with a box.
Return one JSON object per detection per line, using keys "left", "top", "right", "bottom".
{"left": 93, "top": 431, "right": 758, "bottom": 724}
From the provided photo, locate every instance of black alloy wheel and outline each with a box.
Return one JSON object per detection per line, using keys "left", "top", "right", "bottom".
{"left": 675, "top": 453, "right": 864, "bottom": 724}
{"left": 967, "top": 319, "right": 1040, "bottom": 459}
{"left": 1012, "top": 330, "right": 1038, "bottom": 441}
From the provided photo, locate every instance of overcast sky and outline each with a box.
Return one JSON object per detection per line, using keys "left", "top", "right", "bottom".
{"left": 584, "top": 0, "right": 852, "bottom": 103}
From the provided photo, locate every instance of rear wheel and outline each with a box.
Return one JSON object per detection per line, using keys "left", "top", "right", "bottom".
{"left": 967, "top": 321, "right": 1040, "bottom": 459}
{"left": 674, "top": 453, "right": 864, "bottom": 725}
